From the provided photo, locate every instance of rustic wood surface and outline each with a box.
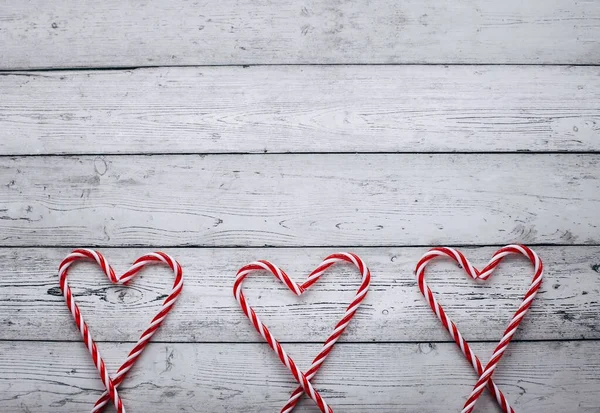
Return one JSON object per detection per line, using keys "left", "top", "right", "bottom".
{"left": 1, "top": 66, "right": 599, "bottom": 155}
{"left": 1, "top": 246, "right": 598, "bottom": 343}
{"left": 0, "top": 341, "right": 598, "bottom": 412}
{"left": 1, "top": 0, "right": 599, "bottom": 411}
{"left": 1, "top": 154, "right": 598, "bottom": 246}
{"left": 1, "top": 0, "right": 599, "bottom": 69}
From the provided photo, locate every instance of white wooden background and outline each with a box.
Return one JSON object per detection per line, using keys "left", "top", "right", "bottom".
{"left": 0, "top": 1, "right": 599, "bottom": 412}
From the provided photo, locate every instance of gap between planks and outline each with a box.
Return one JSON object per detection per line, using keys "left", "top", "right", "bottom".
{"left": 1, "top": 338, "right": 598, "bottom": 344}
{"left": 2, "top": 151, "right": 600, "bottom": 157}
{"left": 3, "top": 63, "right": 600, "bottom": 72}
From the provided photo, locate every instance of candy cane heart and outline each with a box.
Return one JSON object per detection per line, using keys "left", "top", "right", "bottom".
{"left": 233, "top": 253, "right": 371, "bottom": 413}
{"left": 415, "top": 245, "right": 543, "bottom": 413}
{"left": 58, "top": 249, "right": 184, "bottom": 413}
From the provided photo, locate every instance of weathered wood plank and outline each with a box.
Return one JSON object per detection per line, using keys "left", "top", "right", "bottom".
{"left": 1, "top": 246, "right": 598, "bottom": 342}
{"left": 1, "top": 154, "right": 598, "bottom": 246}
{"left": 1, "top": 66, "right": 599, "bottom": 155}
{"left": 1, "top": 0, "right": 598, "bottom": 69}
{"left": 1, "top": 341, "right": 598, "bottom": 412}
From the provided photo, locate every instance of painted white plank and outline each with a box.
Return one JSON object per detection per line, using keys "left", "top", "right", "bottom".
{"left": 1, "top": 0, "right": 599, "bottom": 69}
{"left": 0, "top": 154, "right": 598, "bottom": 246}
{"left": 1, "top": 246, "right": 598, "bottom": 342}
{"left": 1, "top": 66, "right": 599, "bottom": 155}
{"left": 0, "top": 341, "right": 598, "bottom": 412}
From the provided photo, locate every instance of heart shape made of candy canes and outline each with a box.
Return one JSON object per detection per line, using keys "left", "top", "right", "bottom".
{"left": 58, "top": 249, "right": 183, "bottom": 413}
{"left": 415, "top": 245, "right": 543, "bottom": 413}
{"left": 233, "top": 252, "right": 371, "bottom": 413}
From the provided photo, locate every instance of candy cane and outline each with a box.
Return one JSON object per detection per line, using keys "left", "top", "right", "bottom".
{"left": 234, "top": 252, "right": 371, "bottom": 413}
{"left": 59, "top": 249, "right": 183, "bottom": 413}
{"left": 281, "top": 253, "right": 370, "bottom": 413}
{"left": 415, "top": 245, "right": 543, "bottom": 413}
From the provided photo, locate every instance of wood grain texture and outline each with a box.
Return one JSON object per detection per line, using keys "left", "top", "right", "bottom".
{"left": 1, "top": 66, "right": 599, "bottom": 155}
{"left": 1, "top": 0, "right": 599, "bottom": 69}
{"left": 1, "top": 154, "right": 598, "bottom": 246}
{"left": 2, "top": 246, "right": 598, "bottom": 342}
{"left": 1, "top": 340, "right": 598, "bottom": 412}
{"left": 2, "top": 0, "right": 598, "bottom": 409}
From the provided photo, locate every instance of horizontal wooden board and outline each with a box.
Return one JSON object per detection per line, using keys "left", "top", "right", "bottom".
{"left": 1, "top": 340, "right": 598, "bottom": 412}
{"left": 1, "top": 246, "right": 598, "bottom": 342}
{"left": 0, "top": 154, "right": 598, "bottom": 246}
{"left": 1, "top": 66, "right": 599, "bottom": 155}
{"left": 1, "top": 0, "right": 599, "bottom": 69}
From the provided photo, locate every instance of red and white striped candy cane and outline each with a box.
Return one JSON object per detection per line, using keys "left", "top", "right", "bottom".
{"left": 233, "top": 252, "right": 371, "bottom": 413}
{"left": 415, "top": 245, "right": 543, "bottom": 413}
{"left": 281, "top": 253, "right": 370, "bottom": 413}
{"left": 59, "top": 249, "right": 184, "bottom": 413}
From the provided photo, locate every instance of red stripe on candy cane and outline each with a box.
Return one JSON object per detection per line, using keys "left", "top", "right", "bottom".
{"left": 59, "top": 249, "right": 183, "bottom": 413}
{"left": 234, "top": 253, "right": 371, "bottom": 413}
{"left": 415, "top": 245, "right": 543, "bottom": 413}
